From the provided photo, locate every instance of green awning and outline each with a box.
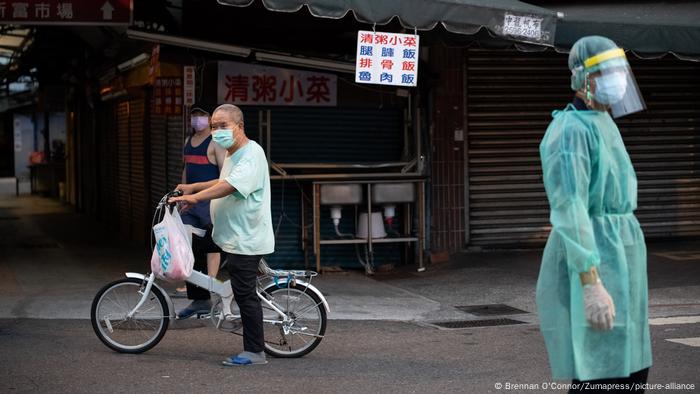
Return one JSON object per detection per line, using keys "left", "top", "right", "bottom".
{"left": 217, "top": 0, "right": 559, "bottom": 45}
{"left": 543, "top": 1, "right": 700, "bottom": 58}
{"left": 218, "top": 1, "right": 700, "bottom": 58}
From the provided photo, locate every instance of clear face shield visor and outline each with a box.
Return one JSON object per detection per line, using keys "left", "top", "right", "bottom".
{"left": 582, "top": 48, "right": 646, "bottom": 118}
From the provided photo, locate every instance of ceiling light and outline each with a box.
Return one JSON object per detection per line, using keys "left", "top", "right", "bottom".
{"left": 117, "top": 53, "right": 150, "bottom": 72}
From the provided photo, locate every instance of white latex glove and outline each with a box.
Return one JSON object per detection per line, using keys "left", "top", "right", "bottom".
{"left": 583, "top": 281, "right": 616, "bottom": 330}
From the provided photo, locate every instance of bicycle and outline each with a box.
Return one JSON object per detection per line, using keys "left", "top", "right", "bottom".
{"left": 90, "top": 191, "right": 329, "bottom": 357}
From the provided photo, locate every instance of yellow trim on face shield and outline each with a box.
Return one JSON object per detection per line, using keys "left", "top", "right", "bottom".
{"left": 584, "top": 48, "right": 626, "bottom": 69}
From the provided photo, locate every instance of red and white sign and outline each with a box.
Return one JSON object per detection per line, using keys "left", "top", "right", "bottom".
{"left": 183, "top": 66, "right": 195, "bottom": 106}
{"left": 355, "top": 30, "right": 419, "bottom": 87}
{"left": 153, "top": 78, "right": 182, "bottom": 115}
{"left": 0, "top": 0, "right": 132, "bottom": 25}
{"left": 217, "top": 61, "right": 337, "bottom": 106}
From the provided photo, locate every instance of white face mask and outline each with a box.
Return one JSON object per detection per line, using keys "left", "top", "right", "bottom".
{"left": 594, "top": 72, "right": 628, "bottom": 104}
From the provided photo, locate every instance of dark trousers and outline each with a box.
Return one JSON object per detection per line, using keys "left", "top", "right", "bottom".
{"left": 223, "top": 252, "right": 265, "bottom": 353}
{"left": 186, "top": 226, "right": 221, "bottom": 301}
{"left": 569, "top": 368, "right": 650, "bottom": 393}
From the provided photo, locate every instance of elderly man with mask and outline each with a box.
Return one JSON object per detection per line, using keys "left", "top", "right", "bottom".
{"left": 170, "top": 103, "right": 274, "bottom": 366}
{"left": 537, "top": 36, "right": 652, "bottom": 393}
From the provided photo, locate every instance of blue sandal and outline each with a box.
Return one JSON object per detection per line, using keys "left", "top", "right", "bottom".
{"left": 222, "top": 351, "right": 267, "bottom": 366}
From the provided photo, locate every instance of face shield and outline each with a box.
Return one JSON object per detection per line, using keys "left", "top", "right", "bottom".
{"left": 582, "top": 48, "right": 645, "bottom": 118}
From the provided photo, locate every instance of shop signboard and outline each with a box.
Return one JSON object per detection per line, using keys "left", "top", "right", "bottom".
{"left": 183, "top": 66, "right": 195, "bottom": 107}
{"left": 217, "top": 61, "right": 337, "bottom": 106}
{"left": 153, "top": 77, "right": 182, "bottom": 115}
{"left": 355, "top": 30, "right": 419, "bottom": 87}
{"left": 0, "top": 0, "right": 132, "bottom": 25}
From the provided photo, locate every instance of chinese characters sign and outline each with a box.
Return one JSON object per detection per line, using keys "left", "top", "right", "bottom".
{"left": 0, "top": 0, "right": 132, "bottom": 25}
{"left": 183, "top": 66, "right": 195, "bottom": 106}
{"left": 153, "top": 78, "right": 182, "bottom": 115}
{"left": 218, "top": 61, "right": 337, "bottom": 106}
{"left": 503, "top": 13, "right": 543, "bottom": 41}
{"left": 355, "top": 30, "right": 419, "bottom": 87}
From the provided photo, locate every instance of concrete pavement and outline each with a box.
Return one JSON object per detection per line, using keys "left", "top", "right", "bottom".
{"left": 1, "top": 194, "right": 699, "bottom": 325}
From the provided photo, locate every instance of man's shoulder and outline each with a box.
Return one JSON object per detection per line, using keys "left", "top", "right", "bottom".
{"left": 243, "top": 141, "right": 266, "bottom": 159}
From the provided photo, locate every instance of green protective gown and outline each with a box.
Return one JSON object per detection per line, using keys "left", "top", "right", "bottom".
{"left": 536, "top": 103, "right": 652, "bottom": 381}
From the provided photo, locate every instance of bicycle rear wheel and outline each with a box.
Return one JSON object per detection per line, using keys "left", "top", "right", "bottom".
{"left": 261, "top": 282, "right": 327, "bottom": 358}
{"left": 91, "top": 278, "right": 169, "bottom": 354}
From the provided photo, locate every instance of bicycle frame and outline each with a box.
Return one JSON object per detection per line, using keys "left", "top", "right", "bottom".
{"left": 124, "top": 269, "right": 330, "bottom": 325}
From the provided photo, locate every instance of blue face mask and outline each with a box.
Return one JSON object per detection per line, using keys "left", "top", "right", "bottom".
{"left": 594, "top": 72, "right": 628, "bottom": 104}
{"left": 212, "top": 129, "right": 235, "bottom": 149}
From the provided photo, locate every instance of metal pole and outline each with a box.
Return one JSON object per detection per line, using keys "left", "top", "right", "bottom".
{"left": 313, "top": 183, "right": 321, "bottom": 273}
{"left": 367, "top": 183, "right": 373, "bottom": 269}
{"left": 301, "top": 184, "right": 308, "bottom": 269}
{"left": 418, "top": 180, "right": 426, "bottom": 272}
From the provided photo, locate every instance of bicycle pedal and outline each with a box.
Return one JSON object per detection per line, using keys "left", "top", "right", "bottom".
{"left": 220, "top": 320, "right": 242, "bottom": 331}
{"left": 196, "top": 313, "right": 211, "bottom": 319}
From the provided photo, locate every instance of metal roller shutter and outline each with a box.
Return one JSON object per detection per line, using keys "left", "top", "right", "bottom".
{"left": 150, "top": 113, "right": 167, "bottom": 211}
{"left": 114, "top": 97, "right": 149, "bottom": 242}
{"left": 129, "top": 98, "right": 147, "bottom": 243}
{"left": 99, "top": 102, "right": 119, "bottom": 228}
{"left": 116, "top": 101, "right": 131, "bottom": 238}
{"left": 166, "top": 115, "right": 184, "bottom": 192}
{"left": 251, "top": 106, "right": 403, "bottom": 269}
{"left": 269, "top": 107, "right": 402, "bottom": 163}
{"left": 622, "top": 57, "right": 700, "bottom": 239}
{"left": 466, "top": 49, "right": 700, "bottom": 247}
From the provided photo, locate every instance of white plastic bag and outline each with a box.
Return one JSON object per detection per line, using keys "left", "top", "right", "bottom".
{"left": 150, "top": 207, "right": 195, "bottom": 281}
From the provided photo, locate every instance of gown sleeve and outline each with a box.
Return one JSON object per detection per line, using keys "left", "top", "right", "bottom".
{"left": 542, "top": 120, "right": 600, "bottom": 274}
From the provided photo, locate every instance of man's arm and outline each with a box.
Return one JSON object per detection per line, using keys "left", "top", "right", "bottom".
{"left": 210, "top": 142, "right": 227, "bottom": 172}
{"left": 194, "top": 181, "right": 235, "bottom": 202}
{"left": 170, "top": 180, "right": 234, "bottom": 206}
{"left": 191, "top": 179, "right": 220, "bottom": 193}
{"left": 182, "top": 137, "right": 188, "bottom": 184}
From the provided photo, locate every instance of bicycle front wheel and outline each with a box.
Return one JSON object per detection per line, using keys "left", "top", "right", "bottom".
{"left": 91, "top": 278, "right": 169, "bottom": 354}
{"left": 261, "top": 282, "right": 327, "bottom": 358}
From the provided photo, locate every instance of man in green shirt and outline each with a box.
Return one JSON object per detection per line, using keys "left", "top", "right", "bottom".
{"left": 170, "top": 103, "right": 274, "bottom": 366}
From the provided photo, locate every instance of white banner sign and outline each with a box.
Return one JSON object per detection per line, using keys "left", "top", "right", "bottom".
{"left": 503, "top": 13, "right": 543, "bottom": 40}
{"left": 217, "top": 62, "right": 337, "bottom": 106}
{"left": 183, "top": 66, "right": 195, "bottom": 106}
{"left": 355, "top": 30, "right": 419, "bottom": 87}
{"left": 13, "top": 119, "right": 22, "bottom": 152}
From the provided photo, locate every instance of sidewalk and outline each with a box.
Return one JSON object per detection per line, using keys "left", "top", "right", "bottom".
{"left": 1, "top": 195, "right": 699, "bottom": 323}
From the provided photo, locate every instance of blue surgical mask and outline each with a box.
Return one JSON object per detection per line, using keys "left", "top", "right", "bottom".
{"left": 190, "top": 116, "right": 209, "bottom": 131}
{"left": 212, "top": 129, "right": 235, "bottom": 149}
{"left": 594, "top": 72, "right": 628, "bottom": 104}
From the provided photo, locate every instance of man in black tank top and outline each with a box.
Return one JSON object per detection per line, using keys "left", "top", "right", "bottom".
{"left": 176, "top": 104, "right": 226, "bottom": 319}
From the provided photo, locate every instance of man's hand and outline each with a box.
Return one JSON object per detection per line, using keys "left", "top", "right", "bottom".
{"left": 176, "top": 183, "right": 196, "bottom": 195}
{"left": 169, "top": 194, "right": 199, "bottom": 212}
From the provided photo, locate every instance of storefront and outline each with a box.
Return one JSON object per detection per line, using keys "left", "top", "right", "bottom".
{"left": 462, "top": 49, "right": 700, "bottom": 247}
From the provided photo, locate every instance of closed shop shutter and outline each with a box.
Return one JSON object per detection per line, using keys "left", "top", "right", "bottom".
{"left": 149, "top": 113, "right": 167, "bottom": 211}
{"left": 129, "top": 98, "right": 147, "bottom": 243}
{"left": 150, "top": 113, "right": 184, "bottom": 209}
{"left": 116, "top": 101, "right": 131, "bottom": 238}
{"left": 99, "top": 102, "right": 119, "bottom": 228}
{"left": 166, "top": 115, "right": 184, "bottom": 191}
{"left": 242, "top": 106, "right": 403, "bottom": 269}
{"left": 465, "top": 49, "right": 700, "bottom": 247}
{"left": 114, "top": 97, "right": 148, "bottom": 242}
{"left": 621, "top": 57, "right": 700, "bottom": 239}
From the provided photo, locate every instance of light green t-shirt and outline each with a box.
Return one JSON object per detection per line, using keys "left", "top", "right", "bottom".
{"left": 210, "top": 141, "right": 274, "bottom": 255}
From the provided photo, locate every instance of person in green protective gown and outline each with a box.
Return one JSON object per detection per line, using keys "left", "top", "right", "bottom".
{"left": 537, "top": 36, "right": 652, "bottom": 393}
